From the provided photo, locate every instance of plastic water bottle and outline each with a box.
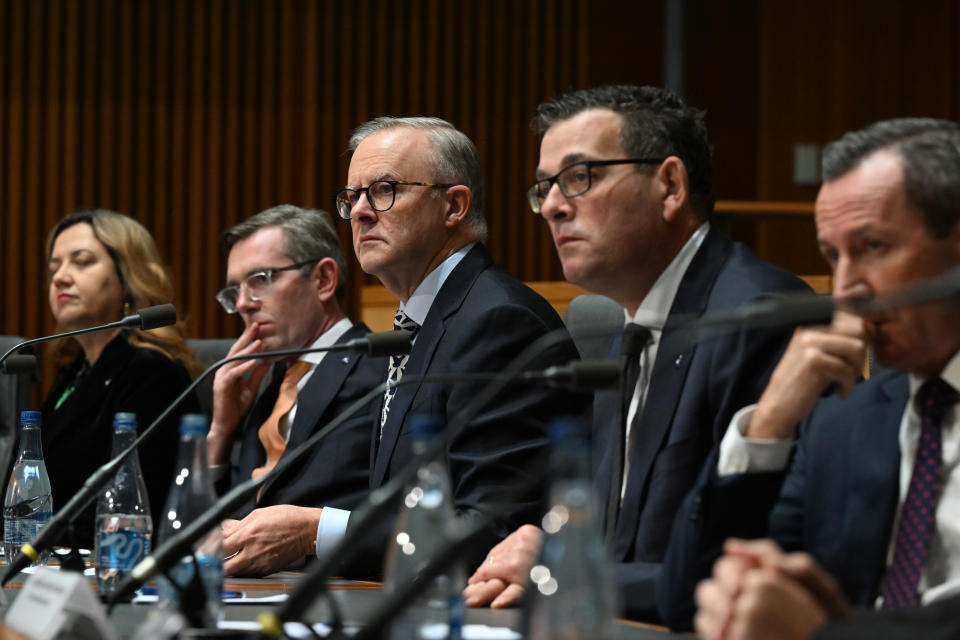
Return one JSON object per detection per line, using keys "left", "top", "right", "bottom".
{"left": 525, "top": 417, "right": 619, "bottom": 640}
{"left": 156, "top": 414, "right": 223, "bottom": 628}
{"left": 3, "top": 410, "right": 53, "bottom": 567}
{"left": 383, "top": 415, "right": 464, "bottom": 640}
{"left": 95, "top": 412, "right": 153, "bottom": 596}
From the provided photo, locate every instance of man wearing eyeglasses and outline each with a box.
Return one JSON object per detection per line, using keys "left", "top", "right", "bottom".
{"left": 207, "top": 204, "right": 384, "bottom": 577}
{"left": 464, "top": 85, "right": 807, "bottom": 620}
{"left": 327, "top": 116, "right": 584, "bottom": 578}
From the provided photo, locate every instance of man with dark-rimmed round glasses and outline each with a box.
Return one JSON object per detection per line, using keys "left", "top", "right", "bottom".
{"left": 465, "top": 84, "right": 808, "bottom": 622}
{"left": 207, "top": 204, "right": 384, "bottom": 578}
{"left": 325, "top": 115, "right": 585, "bottom": 580}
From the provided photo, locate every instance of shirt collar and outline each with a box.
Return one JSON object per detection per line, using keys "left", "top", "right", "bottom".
{"left": 626, "top": 222, "right": 710, "bottom": 332}
{"left": 299, "top": 317, "right": 354, "bottom": 365}
{"left": 909, "top": 348, "right": 960, "bottom": 398}
{"left": 400, "top": 242, "right": 476, "bottom": 326}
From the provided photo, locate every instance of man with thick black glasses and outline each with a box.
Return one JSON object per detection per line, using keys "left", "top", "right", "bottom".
{"left": 207, "top": 204, "right": 383, "bottom": 577}
{"left": 465, "top": 84, "right": 807, "bottom": 621}
{"left": 328, "top": 116, "right": 584, "bottom": 579}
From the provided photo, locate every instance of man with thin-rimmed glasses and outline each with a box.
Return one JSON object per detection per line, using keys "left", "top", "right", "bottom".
{"left": 465, "top": 84, "right": 808, "bottom": 621}
{"left": 207, "top": 204, "right": 384, "bottom": 577}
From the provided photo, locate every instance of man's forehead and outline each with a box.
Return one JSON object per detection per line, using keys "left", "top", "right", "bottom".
{"left": 537, "top": 109, "right": 626, "bottom": 173}
{"left": 226, "top": 228, "right": 287, "bottom": 277}
{"left": 348, "top": 127, "right": 432, "bottom": 182}
{"left": 815, "top": 152, "right": 910, "bottom": 239}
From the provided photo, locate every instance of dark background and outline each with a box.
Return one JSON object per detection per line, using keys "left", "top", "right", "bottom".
{"left": 1, "top": 0, "right": 958, "bottom": 389}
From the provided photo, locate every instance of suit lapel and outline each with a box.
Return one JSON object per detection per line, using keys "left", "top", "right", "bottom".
{"left": 371, "top": 245, "right": 491, "bottom": 487}
{"left": 614, "top": 229, "right": 732, "bottom": 557}
{"left": 839, "top": 373, "right": 908, "bottom": 589}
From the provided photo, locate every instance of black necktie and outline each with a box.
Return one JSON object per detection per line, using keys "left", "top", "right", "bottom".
{"left": 605, "top": 323, "right": 650, "bottom": 547}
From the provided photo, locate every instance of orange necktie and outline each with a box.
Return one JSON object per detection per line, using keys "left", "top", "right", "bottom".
{"left": 251, "top": 360, "right": 312, "bottom": 481}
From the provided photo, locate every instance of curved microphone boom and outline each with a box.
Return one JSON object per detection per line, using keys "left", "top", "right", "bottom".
{"left": 0, "top": 329, "right": 410, "bottom": 585}
{"left": 0, "top": 303, "right": 178, "bottom": 370}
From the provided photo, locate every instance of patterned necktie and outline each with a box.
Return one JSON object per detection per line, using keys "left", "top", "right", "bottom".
{"left": 880, "top": 377, "right": 958, "bottom": 609}
{"left": 605, "top": 323, "right": 650, "bottom": 546}
{"left": 250, "top": 360, "right": 312, "bottom": 481}
{"left": 380, "top": 308, "right": 420, "bottom": 438}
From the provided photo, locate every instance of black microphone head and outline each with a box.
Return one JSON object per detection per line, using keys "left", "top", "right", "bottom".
{"left": 1, "top": 354, "right": 37, "bottom": 376}
{"left": 132, "top": 304, "right": 178, "bottom": 330}
{"left": 360, "top": 330, "right": 413, "bottom": 357}
{"left": 542, "top": 360, "right": 622, "bottom": 390}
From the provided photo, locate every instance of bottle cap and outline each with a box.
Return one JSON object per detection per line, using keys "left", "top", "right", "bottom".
{"left": 19, "top": 411, "right": 41, "bottom": 427}
{"left": 548, "top": 416, "right": 589, "bottom": 446}
{"left": 409, "top": 414, "right": 445, "bottom": 439}
{"left": 179, "top": 413, "right": 209, "bottom": 436}
{"left": 113, "top": 412, "right": 138, "bottom": 432}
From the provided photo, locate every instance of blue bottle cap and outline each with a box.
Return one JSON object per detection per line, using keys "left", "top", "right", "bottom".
{"left": 409, "top": 414, "right": 445, "bottom": 439}
{"left": 179, "top": 413, "right": 209, "bottom": 436}
{"left": 548, "top": 416, "right": 589, "bottom": 446}
{"left": 113, "top": 412, "right": 138, "bottom": 432}
{"left": 19, "top": 410, "right": 41, "bottom": 427}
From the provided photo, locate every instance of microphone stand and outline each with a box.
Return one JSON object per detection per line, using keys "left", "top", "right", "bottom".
{"left": 1, "top": 332, "right": 407, "bottom": 584}
{"left": 0, "top": 304, "right": 177, "bottom": 369}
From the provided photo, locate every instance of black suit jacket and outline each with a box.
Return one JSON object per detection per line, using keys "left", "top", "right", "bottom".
{"left": 226, "top": 322, "right": 383, "bottom": 516}
{"left": 594, "top": 228, "right": 809, "bottom": 620}
{"left": 40, "top": 334, "right": 198, "bottom": 547}
{"left": 345, "top": 244, "right": 586, "bottom": 578}
{"left": 657, "top": 369, "right": 910, "bottom": 629}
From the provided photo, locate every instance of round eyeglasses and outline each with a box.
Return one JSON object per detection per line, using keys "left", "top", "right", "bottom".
{"left": 335, "top": 180, "right": 454, "bottom": 220}
{"left": 526, "top": 158, "right": 665, "bottom": 214}
{"left": 215, "top": 259, "right": 319, "bottom": 314}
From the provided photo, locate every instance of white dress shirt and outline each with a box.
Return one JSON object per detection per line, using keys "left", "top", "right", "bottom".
{"left": 718, "top": 350, "right": 960, "bottom": 605}
{"left": 619, "top": 223, "right": 709, "bottom": 500}
{"left": 315, "top": 243, "right": 475, "bottom": 558}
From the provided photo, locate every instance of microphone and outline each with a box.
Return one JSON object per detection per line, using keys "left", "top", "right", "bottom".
{"left": 106, "top": 358, "right": 615, "bottom": 608}
{"left": 0, "top": 330, "right": 411, "bottom": 585}
{"left": 0, "top": 304, "right": 179, "bottom": 370}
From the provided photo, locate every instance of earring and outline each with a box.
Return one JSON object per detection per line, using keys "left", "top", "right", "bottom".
{"left": 123, "top": 301, "right": 131, "bottom": 316}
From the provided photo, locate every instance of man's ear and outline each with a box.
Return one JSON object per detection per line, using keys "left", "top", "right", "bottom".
{"left": 314, "top": 257, "right": 339, "bottom": 302}
{"left": 656, "top": 156, "right": 690, "bottom": 223}
{"left": 444, "top": 185, "right": 473, "bottom": 228}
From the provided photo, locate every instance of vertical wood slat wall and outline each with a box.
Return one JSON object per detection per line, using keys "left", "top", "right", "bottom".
{"left": 0, "top": 0, "right": 586, "bottom": 352}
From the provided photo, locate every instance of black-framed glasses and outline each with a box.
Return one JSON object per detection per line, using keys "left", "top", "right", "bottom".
{"left": 526, "top": 158, "right": 665, "bottom": 214}
{"left": 215, "top": 259, "right": 319, "bottom": 314}
{"left": 335, "top": 180, "right": 454, "bottom": 220}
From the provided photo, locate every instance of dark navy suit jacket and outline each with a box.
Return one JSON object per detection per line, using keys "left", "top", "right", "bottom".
{"left": 226, "top": 322, "right": 384, "bottom": 516}
{"left": 657, "top": 369, "right": 910, "bottom": 629}
{"left": 594, "top": 228, "right": 809, "bottom": 620}
{"left": 345, "top": 244, "right": 586, "bottom": 579}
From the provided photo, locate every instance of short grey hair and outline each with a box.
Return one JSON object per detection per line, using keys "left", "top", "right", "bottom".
{"left": 822, "top": 118, "right": 960, "bottom": 238}
{"left": 223, "top": 204, "right": 348, "bottom": 299}
{"left": 347, "top": 116, "right": 488, "bottom": 241}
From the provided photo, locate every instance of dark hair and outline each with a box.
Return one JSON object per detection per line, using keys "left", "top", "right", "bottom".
{"left": 822, "top": 118, "right": 960, "bottom": 238}
{"left": 534, "top": 84, "right": 715, "bottom": 219}
{"left": 347, "top": 116, "right": 488, "bottom": 241}
{"left": 223, "top": 205, "right": 348, "bottom": 299}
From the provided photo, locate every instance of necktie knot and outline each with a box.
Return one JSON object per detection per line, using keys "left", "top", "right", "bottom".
{"left": 621, "top": 323, "right": 651, "bottom": 359}
{"left": 917, "top": 378, "right": 958, "bottom": 425}
{"left": 394, "top": 309, "right": 420, "bottom": 335}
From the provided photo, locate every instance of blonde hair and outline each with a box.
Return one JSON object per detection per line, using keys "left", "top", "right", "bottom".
{"left": 46, "top": 209, "right": 202, "bottom": 376}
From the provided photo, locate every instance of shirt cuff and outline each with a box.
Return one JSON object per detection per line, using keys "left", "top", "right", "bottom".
{"left": 718, "top": 404, "right": 794, "bottom": 475}
{"left": 316, "top": 507, "right": 351, "bottom": 558}
{"left": 208, "top": 463, "right": 229, "bottom": 483}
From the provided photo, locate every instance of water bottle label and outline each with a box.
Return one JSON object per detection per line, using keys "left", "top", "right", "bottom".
{"left": 4, "top": 512, "right": 51, "bottom": 545}
{"left": 97, "top": 529, "right": 150, "bottom": 570}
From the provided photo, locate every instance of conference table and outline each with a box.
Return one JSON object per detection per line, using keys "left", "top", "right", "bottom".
{"left": 0, "top": 567, "right": 693, "bottom": 639}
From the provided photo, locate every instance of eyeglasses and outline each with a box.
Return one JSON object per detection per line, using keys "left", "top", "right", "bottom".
{"left": 215, "top": 259, "right": 319, "bottom": 314}
{"left": 526, "top": 158, "right": 666, "bottom": 214}
{"left": 335, "top": 180, "right": 454, "bottom": 220}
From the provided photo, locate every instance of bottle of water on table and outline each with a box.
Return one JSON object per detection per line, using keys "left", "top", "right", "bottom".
{"left": 3, "top": 410, "right": 53, "bottom": 567}
{"left": 95, "top": 411, "right": 153, "bottom": 597}
{"left": 156, "top": 413, "right": 223, "bottom": 628}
